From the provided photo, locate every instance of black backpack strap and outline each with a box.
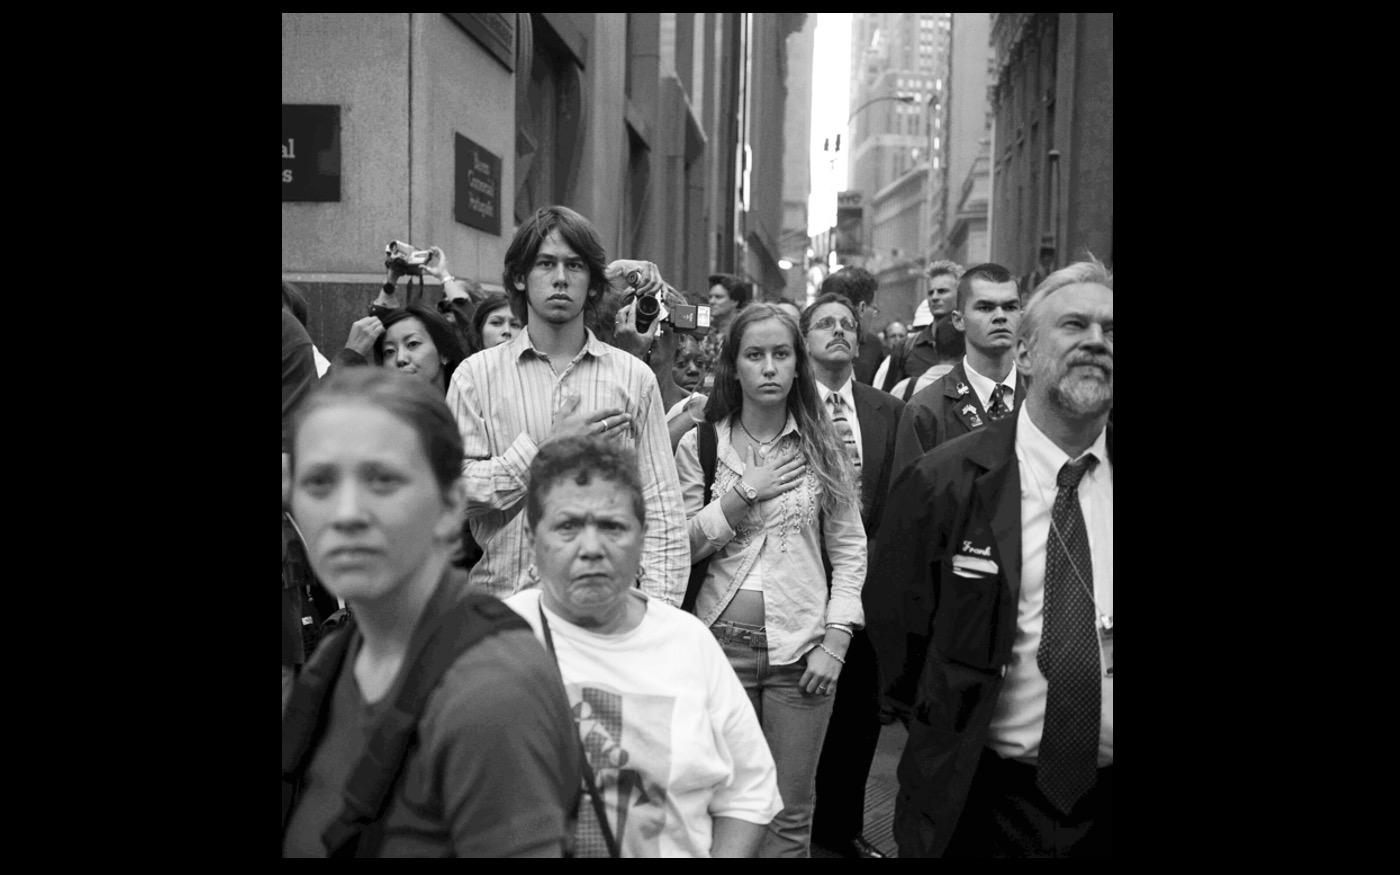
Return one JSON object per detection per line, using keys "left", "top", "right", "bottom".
{"left": 681, "top": 421, "right": 718, "bottom": 613}
{"left": 319, "top": 594, "right": 529, "bottom": 858}
{"left": 282, "top": 620, "right": 358, "bottom": 832}
{"left": 902, "top": 377, "right": 919, "bottom": 402}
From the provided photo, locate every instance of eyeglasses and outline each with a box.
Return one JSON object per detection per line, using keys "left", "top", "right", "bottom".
{"left": 811, "top": 316, "right": 858, "bottom": 333}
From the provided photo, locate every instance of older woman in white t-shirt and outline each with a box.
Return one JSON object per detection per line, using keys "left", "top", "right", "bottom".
{"left": 505, "top": 436, "right": 781, "bottom": 858}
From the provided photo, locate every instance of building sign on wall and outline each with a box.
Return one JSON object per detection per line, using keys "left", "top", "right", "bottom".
{"left": 446, "top": 13, "right": 515, "bottom": 72}
{"left": 282, "top": 105, "right": 341, "bottom": 202}
{"left": 455, "top": 134, "right": 501, "bottom": 235}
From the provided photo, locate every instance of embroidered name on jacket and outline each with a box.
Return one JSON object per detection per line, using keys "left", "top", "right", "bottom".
{"left": 951, "top": 540, "right": 999, "bottom": 578}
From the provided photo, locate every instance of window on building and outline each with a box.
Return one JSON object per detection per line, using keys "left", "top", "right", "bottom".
{"left": 623, "top": 127, "right": 650, "bottom": 258}
{"left": 514, "top": 15, "right": 585, "bottom": 223}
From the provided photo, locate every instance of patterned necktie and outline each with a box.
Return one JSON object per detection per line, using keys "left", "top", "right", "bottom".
{"left": 1036, "top": 454, "right": 1101, "bottom": 815}
{"left": 827, "top": 394, "right": 861, "bottom": 470}
{"left": 986, "top": 383, "right": 1011, "bottom": 421}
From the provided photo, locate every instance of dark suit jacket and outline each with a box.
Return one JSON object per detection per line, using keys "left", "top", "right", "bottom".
{"left": 864, "top": 413, "right": 1112, "bottom": 857}
{"left": 880, "top": 320, "right": 945, "bottom": 393}
{"left": 850, "top": 381, "right": 905, "bottom": 538}
{"left": 889, "top": 361, "right": 1028, "bottom": 487}
{"left": 852, "top": 330, "right": 885, "bottom": 386}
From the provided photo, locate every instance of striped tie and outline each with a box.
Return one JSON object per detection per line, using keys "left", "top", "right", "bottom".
{"left": 827, "top": 394, "right": 861, "bottom": 470}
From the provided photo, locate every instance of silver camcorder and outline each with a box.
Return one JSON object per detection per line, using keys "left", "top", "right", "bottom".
{"left": 384, "top": 240, "right": 434, "bottom": 276}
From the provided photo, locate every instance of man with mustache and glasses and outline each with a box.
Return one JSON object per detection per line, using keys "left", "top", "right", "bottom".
{"left": 816, "top": 267, "right": 885, "bottom": 386}
{"left": 445, "top": 205, "right": 689, "bottom": 605}
{"left": 889, "top": 263, "right": 1025, "bottom": 480}
{"left": 799, "top": 293, "right": 904, "bottom": 859}
{"left": 866, "top": 258, "right": 1113, "bottom": 858}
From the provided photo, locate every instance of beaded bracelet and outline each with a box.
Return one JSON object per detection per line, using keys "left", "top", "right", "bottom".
{"left": 818, "top": 644, "right": 846, "bottom": 665}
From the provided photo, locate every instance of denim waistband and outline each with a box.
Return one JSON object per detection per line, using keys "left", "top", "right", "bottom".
{"left": 711, "top": 619, "right": 767, "bottom": 649}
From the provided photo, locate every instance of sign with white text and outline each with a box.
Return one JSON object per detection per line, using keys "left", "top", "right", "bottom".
{"left": 454, "top": 134, "right": 501, "bottom": 235}
{"left": 282, "top": 105, "right": 341, "bottom": 202}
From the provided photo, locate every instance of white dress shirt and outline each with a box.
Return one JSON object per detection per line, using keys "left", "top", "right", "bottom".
{"left": 815, "top": 376, "right": 863, "bottom": 468}
{"left": 987, "top": 403, "right": 1113, "bottom": 766}
{"left": 961, "top": 356, "right": 1017, "bottom": 415}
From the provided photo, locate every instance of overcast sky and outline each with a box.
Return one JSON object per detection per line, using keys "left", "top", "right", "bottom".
{"left": 808, "top": 12, "right": 852, "bottom": 238}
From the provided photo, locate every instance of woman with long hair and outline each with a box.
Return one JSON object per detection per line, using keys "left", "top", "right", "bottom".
{"left": 673, "top": 303, "right": 868, "bottom": 857}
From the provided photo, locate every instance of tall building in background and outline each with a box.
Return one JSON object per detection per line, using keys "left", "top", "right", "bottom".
{"left": 846, "top": 12, "right": 945, "bottom": 330}
{"left": 282, "top": 13, "right": 805, "bottom": 355}
{"left": 987, "top": 13, "right": 1112, "bottom": 288}
{"left": 779, "top": 15, "right": 817, "bottom": 303}
{"left": 928, "top": 12, "right": 993, "bottom": 268}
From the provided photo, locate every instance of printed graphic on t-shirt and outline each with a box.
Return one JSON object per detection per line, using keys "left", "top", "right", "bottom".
{"left": 570, "top": 684, "right": 676, "bottom": 856}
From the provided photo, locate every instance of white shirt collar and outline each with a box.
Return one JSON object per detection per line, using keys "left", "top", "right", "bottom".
{"left": 513, "top": 325, "right": 609, "bottom": 361}
{"left": 962, "top": 355, "right": 1017, "bottom": 410}
{"left": 816, "top": 374, "right": 857, "bottom": 411}
{"left": 1015, "top": 403, "right": 1110, "bottom": 498}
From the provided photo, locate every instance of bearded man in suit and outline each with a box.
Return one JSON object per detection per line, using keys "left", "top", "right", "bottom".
{"left": 866, "top": 258, "right": 1113, "bottom": 858}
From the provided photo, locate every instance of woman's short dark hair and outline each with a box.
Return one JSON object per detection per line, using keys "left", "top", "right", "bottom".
{"left": 470, "top": 292, "right": 514, "bottom": 352}
{"left": 372, "top": 304, "right": 467, "bottom": 387}
{"left": 502, "top": 206, "right": 609, "bottom": 326}
{"left": 707, "top": 273, "right": 754, "bottom": 309}
{"left": 525, "top": 436, "right": 646, "bottom": 532}
{"left": 289, "top": 367, "right": 463, "bottom": 497}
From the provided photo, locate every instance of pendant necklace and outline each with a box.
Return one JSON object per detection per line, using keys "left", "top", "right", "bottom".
{"left": 738, "top": 417, "right": 782, "bottom": 457}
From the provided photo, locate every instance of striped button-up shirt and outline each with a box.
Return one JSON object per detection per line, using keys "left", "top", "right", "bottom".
{"left": 445, "top": 327, "right": 689, "bottom": 603}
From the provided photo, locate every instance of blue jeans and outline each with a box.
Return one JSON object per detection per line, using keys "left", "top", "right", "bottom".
{"left": 713, "top": 620, "right": 835, "bottom": 858}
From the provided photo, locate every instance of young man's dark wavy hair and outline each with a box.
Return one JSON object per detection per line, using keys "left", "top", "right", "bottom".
{"left": 502, "top": 206, "right": 609, "bottom": 326}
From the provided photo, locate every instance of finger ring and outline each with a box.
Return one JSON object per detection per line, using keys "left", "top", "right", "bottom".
{"left": 602, "top": 418, "right": 610, "bottom": 430}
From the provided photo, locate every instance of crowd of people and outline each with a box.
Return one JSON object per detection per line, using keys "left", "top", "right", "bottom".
{"left": 281, "top": 203, "right": 1114, "bottom": 858}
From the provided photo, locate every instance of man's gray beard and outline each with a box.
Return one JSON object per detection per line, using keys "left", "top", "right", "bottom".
{"left": 1049, "top": 373, "right": 1112, "bottom": 418}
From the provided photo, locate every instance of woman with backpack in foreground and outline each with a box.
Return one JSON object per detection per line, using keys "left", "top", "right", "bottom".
{"left": 281, "top": 368, "right": 580, "bottom": 857}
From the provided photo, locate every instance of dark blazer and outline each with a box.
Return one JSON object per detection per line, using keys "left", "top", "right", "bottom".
{"left": 864, "top": 413, "right": 1112, "bottom": 858}
{"left": 880, "top": 321, "right": 944, "bottom": 393}
{"left": 850, "top": 381, "right": 905, "bottom": 538}
{"left": 852, "top": 330, "right": 885, "bottom": 386}
{"left": 889, "top": 361, "right": 1028, "bottom": 486}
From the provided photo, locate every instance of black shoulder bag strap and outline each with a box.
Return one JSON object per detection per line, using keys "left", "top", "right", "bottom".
{"left": 282, "top": 620, "right": 358, "bottom": 832}
{"left": 317, "top": 594, "right": 529, "bottom": 858}
{"left": 537, "top": 604, "right": 621, "bottom": 859}
{"left": 681, "top": 421, "right": 718, "bottom": 613}
{"left": 903, "top": 377, "right": 919, "bottom": 402}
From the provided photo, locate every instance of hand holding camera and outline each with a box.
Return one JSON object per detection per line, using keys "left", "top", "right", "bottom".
{"left": 604, "top": 260, "right": 711, "bottom": 336}
{"left": 385, "top": 239, "right": 436, "bottom": 278}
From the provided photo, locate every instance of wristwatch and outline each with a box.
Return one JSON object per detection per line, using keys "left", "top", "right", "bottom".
{"left": 736, "top": 480, "right": 758, "bottom": 505}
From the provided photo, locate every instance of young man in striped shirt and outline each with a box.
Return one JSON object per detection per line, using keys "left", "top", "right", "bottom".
{"left": 445, "top": 206, "right": 689, "bottom": 603}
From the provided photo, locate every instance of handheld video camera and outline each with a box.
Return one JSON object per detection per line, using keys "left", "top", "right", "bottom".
{"left": 627, "top": 271, "right": 712, "bottom": 336}
{"left": 384, "top": 240, "right": 434, "bottom": 276}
